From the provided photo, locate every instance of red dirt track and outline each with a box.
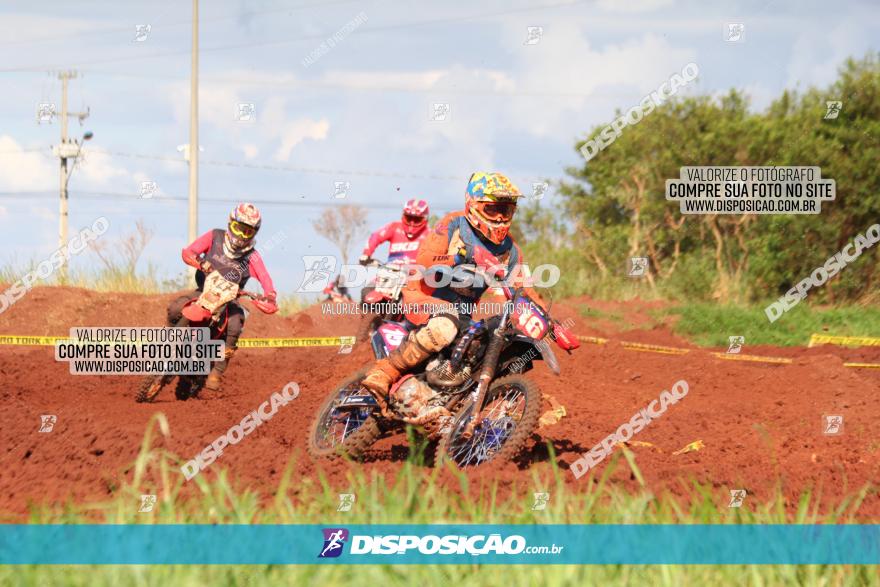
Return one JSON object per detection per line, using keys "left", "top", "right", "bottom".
{"left": 1, "top": 287, "right": 879, "bottom": 519}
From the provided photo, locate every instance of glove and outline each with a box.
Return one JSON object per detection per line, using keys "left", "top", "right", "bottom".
{"left": 551, "top": 321, "right": 580, "bottom": 351}
{"left": 199, "top": 260, "right": 214, "bottom": 274}
{"left": 253, "top": 293, "right": 278, "bottom": 314}
{"left": 181, "top": 249, "right": 201, "bottom": 269}
{"left": 359, "top": 254, "right": 371, "bottom": 266}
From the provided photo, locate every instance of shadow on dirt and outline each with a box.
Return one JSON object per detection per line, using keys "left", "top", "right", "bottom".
{"left": 512, "top": 436, "right": 590, "bottom": 469}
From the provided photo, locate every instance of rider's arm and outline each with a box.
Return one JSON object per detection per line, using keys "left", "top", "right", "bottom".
{"left": 401, "top": 215, "right": 459, "bottom": 325}
{"left": 362, "top": 222, "right": 396, "bottom": 258}
{"left": 181, "top": 231, "right": 214, "bottom": 269}
{"left": 247, "top": 251, "right": 276, "bottom": 300}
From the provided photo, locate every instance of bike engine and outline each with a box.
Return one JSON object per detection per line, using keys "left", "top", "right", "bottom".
{"left": 426, "top": 358, "right": 472, "bottom": 388}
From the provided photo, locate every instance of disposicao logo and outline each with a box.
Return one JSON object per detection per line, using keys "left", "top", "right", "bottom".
{"left": 318, "top": 528, "right": 349, "bottom": 558}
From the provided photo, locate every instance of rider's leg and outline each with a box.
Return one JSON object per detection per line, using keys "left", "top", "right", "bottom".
{"left": 205, "top": 303, "right": 245, "bottom": 391}
{"left": 361, "top": 314, "right": 460, "bottom": 407}
{"left": 166, "top": 290, "right": 200, "bottom": 326}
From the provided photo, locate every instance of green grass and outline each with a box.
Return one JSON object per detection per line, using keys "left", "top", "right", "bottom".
{"left": 659, "top": 302, "right": 880, "bottom": 347}
{"left": 1, "top": 415, "right": 876, "bottom": 585}
{"left": 0, "top": 259, "right": 187, "bottom": 294}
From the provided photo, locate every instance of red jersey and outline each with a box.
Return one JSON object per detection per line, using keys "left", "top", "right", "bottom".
{"left": 362, "top": 221, "right": 428, "bottom": 265}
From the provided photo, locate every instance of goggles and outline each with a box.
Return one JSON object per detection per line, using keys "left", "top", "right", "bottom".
{"left": 229, "top": 220, "right": 257, "bottom": 239}
{"left": 403, "top": 213, "right": 427, "bottom": 226}
{"left": 478, "top": 201, "right": 517, "bottom": 222}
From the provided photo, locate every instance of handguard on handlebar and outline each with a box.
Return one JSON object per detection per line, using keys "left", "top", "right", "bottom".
{"left": 551, "top": 320, "right": 579, "bottom": 352}
{"left": 244, "top": 291, "right": 278, "bottom": 314}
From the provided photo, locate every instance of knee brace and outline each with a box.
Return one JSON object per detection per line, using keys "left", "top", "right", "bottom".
{"left": 414, "top": 314, "right": 459, "bottom": 352}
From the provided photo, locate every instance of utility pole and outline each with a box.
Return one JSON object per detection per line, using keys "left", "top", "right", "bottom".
{"left": 54, "top": 70, "right": 91, "bottom": 279}
{"left": 188, "top": 0, "right": 199, "bottom": 243}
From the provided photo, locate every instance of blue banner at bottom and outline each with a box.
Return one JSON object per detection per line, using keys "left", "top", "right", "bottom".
{"left": 0, "top": 524, "right": 878, "bottom": 564}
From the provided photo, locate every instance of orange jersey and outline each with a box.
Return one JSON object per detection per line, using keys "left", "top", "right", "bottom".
{"left": 402, "top": 211, "right": 545, "bottom": 325}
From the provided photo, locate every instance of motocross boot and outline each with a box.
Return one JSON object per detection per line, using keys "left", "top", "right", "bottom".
{"left": 205, "top": 346, "right": 236, "bottom": 391}
{"left": 361, "top": 333, "right": 433, "bottom": 413}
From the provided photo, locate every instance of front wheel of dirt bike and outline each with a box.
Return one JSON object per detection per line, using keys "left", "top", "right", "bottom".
{"left": 135, "top": 373, "right": 175, "bottom": 403}
{"left": 135, "top": 315, "right": 190, "bottom": 403}
{"left": 307, "top": 368, "right": 382, "bottom": 460}
{"left": 435, "top": 375, "right": 541, "bottom": 468}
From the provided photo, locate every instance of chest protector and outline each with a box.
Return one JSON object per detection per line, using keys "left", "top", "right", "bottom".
{"left": 432, "top": 216, "right": 519, "bottom": 309}
{"left": 197, "top": 229, "right": 253, "bottom": 289}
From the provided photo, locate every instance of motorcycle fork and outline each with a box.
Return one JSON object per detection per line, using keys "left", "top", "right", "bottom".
{"left": 462, "top": 313, "right": 510, "bottom": 437}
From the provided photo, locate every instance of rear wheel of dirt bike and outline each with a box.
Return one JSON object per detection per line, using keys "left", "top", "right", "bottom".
{"left": 135, "top": 373, "right": 175, "bottom": 403}
{"left": 435, "top": 374, "right": 541, "bottom": 468}
{"left": 175, "top": 377, "right": 196, "bottom": 401}
{"left": 307, "top": 368, "right": 382, "bottom": 459}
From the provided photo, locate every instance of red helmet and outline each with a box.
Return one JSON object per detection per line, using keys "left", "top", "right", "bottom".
{"left": 225, "top": 202, "right": 262, "bottom": 254}
{"left": 402, "top": 198, "right": 429, "bottom": 238}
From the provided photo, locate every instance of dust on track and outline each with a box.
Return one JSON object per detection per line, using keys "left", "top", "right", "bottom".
{"left": 1, "top": 287, "right": 878, "bottom": 518}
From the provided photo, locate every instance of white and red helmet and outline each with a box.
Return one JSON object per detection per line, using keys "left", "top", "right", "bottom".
{"left": 402, "top": 198, "right": 429, "bottom": 238}
{"left": 226, "top": 202, "right": 262, "bottom": 253}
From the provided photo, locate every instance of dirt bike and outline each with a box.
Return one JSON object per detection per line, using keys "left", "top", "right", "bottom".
{"left": 134, "top": 270, "right": 272, "bottom": 403}
{"left": 357, "top": 259, "right": 406, "bottom": 342}
{"left": 307, "top": 267, "right": 567, "bottom": 468}
{"left": 323, "top": 280, "right": 353, "bottom": 304}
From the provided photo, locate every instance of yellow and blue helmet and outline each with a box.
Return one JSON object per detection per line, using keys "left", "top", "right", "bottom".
{"left": 464, "top": 172, "right": 522, "bottom": 244}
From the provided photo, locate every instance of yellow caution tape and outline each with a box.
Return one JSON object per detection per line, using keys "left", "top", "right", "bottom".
{"left": 809, "top": 334, "right": 880, "bottom": 348}
{"left": 5, "top": 331, "right": 879, "bottom": 370}
{"left": 0, "top": 335, "right": 355, "bottom": 348}
{"left": 237, "top": 336, "right": 355, "bottom": 348}
{"left": 843, "top": 362, "right": 880, "bottom": 369}
{"left": 712, "top": 352, "right": 792, "bottom": 365}
{"left": 672, "top": 439, "right": 705, "bottom": 455}
{"left": 0, "top": 335, "right": 68, "bottom": 346}
{"left": 621, "top": 341, "right": 690, "bottom": 355}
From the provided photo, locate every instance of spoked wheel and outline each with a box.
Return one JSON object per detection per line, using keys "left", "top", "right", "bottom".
{"left": 174, "top": 376, "right": 205, "bottom": 401}
{"left": 435, "top": 375, "right": 541, "bottom": 468}
{"left": 307, "top": 369, "right": 382, "bottom": 459}
{"left": 135, "top": 316, "right": 191, "bottom": 403}
{"left": 135, "top": 374, "right": 174, "bottom": 403}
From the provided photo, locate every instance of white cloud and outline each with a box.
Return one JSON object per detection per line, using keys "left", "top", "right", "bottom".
{"left": 31, "top": 205, "right": 55, "bottom": 222}
{"left": 165, "top": 77, "right": 330, "bottom": 161}
{"left": 0, "top": 136, "right": 54, "bottom": 190}
{"left": 503, "top": 25, "right": 696, "bottom": 138}
{"left": 272, "top": 118, "right": 330, "bottom": 161}
{"left": 76, "top": 149, "right": 129, "bottom": 186}
{"left": 785, "top": 21, "right": 867, "bottom": 90}
{"left": 596, "top": 0, "right": 674, "bottom": 13}
{"left": 242, "top": 144, "right": 259, "bottom": 159}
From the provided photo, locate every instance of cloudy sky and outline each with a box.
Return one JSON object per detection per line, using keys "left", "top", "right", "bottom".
{"left": 1, "top": 0, "right": 877, "bottom": 294}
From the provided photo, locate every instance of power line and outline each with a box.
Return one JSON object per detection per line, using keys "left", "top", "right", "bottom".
{"left": 0, "top": 0, "right": 589, "bottom": 72}
{"left": 76, "top": 69, "right": 638, "bottom": 99}
{"left": 85, "top": 148, "right": 466, "bottom": 181}
{"left": 1, "top": 146, "right": 556, "bottom": 184}
{"left": 0, "top": 0, "right": 360, "bottom": 48}
{"left": 0, "top": 190, "right": 458, "bottom": 212}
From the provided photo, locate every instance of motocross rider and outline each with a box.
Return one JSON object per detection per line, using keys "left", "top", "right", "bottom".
{"left": 360, "top": 172, "right": 579, "bottom": 412}
{"left": 166, "top": 203, "right": 278, "bottom": 391}
{"left": 358, "top": 198, "right": 430, "bottom": 267}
